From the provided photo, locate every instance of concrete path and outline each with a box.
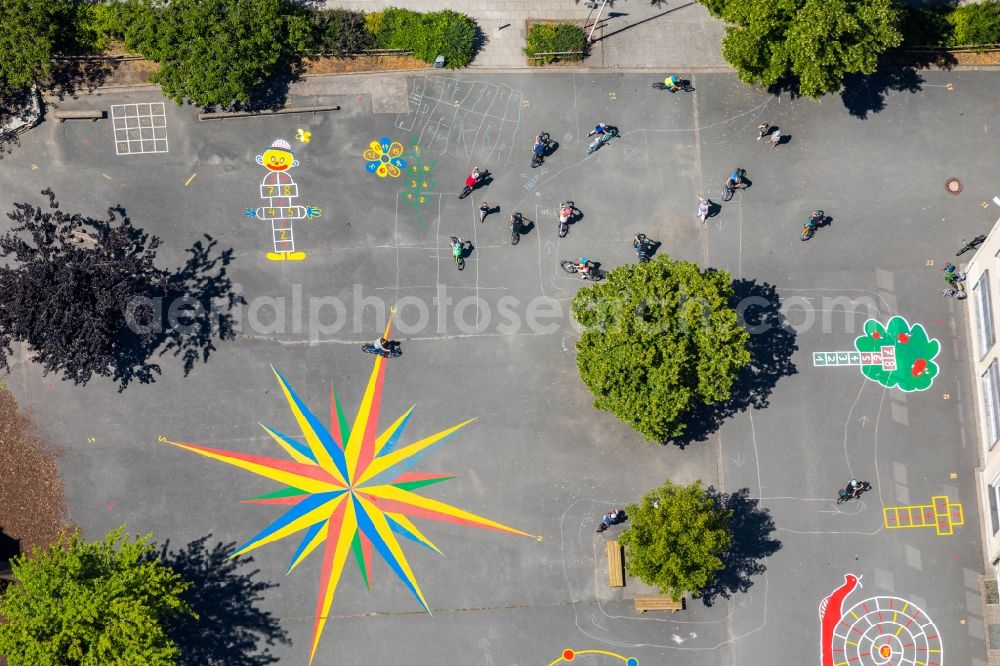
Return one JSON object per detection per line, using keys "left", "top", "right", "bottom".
{"left": 322, "top": 0, "right": 727, "bottom": 70}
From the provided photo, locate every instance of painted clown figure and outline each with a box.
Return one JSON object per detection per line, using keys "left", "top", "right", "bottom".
{"left": 244, "top": 138, "right": 322, "bottom": 261}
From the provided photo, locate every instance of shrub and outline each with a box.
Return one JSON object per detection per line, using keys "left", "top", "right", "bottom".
{"left": 420, "top": 9, "right": 477, "bottom": 67}
{"left": 524, "top": 23, "right": 587, "bottom": 64}
{"left": 372, "top": 7, "right": 476, "bottom": 67}
{"left": 948, "top": 0, "right": 1000, "bottom": 46}
{"left": 899, "top": 6, "right": 953, "bottom": 47}
{"left": 365, "top": 9, "right": 386, "bottom": 39}
{"left": 311, "top": 9, "right": 373, "bottom": 56}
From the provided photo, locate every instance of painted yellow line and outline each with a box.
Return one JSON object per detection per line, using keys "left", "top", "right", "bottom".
{"left": 184, "top": 172, "right": 197, "bottom": 186}
{"left": 101, "top": 172, "right": 112, "bottom": 180}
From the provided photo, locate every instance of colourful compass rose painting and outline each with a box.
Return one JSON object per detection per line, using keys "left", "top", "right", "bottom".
{"left": 162, "top": 321, "right": 534, "bottom": 663}
{"left": 812, "top": 316, "right": 941, "bottom": 392}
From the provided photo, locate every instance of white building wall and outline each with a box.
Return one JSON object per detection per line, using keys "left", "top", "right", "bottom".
{"left": 964, "top": 218, "right": 1000, "bottom": 568}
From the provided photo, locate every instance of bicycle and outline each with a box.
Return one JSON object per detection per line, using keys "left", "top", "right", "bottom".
{"left": 531, "top": 132, "right": 551, "bottom": 168}
{"left": 510, "top": 213, "right": 523, "bottom": 246}
{"left": 450, "top": 236, "right": 465, "bottom": 270}
{"left": 586, "top": 127, "right": 618, "bottom": 155}
{"left": 721, "top": 168, "right": 746, "bottom": 202}
{"left": 560, "top": 259, "right": 604, "bottom": 281}
{"left": 651, "top": 79, "right": 694, "bottom": 93}
{"left": 361, "top": 344, "right": 401, "bottom": 358}
{"left": 836, "top": 481, "right": 872, "bottom": 504}
{"left": 558, "top": 201, "right": 574, "bottom": 238}
{"left": 634, "top": 233, "right": 653, "bottom": 263}
{"left": 957, "top": 234, "right": 987, "bottom": 256}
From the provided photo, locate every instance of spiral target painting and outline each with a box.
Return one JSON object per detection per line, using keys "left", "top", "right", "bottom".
{"left": 830, "top": 596, "right": 942, "bottom": 666}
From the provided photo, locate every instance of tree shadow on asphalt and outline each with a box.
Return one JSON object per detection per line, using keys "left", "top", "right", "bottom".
{"left": 764, "top": 54, "right": 956, "bottom": 120}
{"left": 669, "top": 279, "right": 798, "bottom": 447}
{"left": 696, "top": 487, "right": 781, "bottom": 607}
{"left": 111, "top": 231, "right": 243, "bottom": 389}
{"left": 839, "top": 66, "right": 927, "bottom": 119}
{"left": 46, "top": 58, "right": 116, "bottom": 101}
{"left": 233, "top": 59, "right": 308, "bottom": 113}
{"left": 158, "top": 536, "right": 291, "bottom": 666}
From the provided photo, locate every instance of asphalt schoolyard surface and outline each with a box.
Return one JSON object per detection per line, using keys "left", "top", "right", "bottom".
{"left": 3, "top": 69, "right": 999, "bottom": 665}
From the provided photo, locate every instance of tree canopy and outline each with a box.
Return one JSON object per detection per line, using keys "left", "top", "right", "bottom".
{"left": 708, "top": 0, "right": 903, "bottom": 98}
{"left": 0, "top": 189, "right": 240, "bottom": 389}
{"left": 618, "top": 480, "right": 732, "bottom": 599}
{"left": 0, "top": 0, "right": 73, "bottom": 90}
{"left": 0, "top": 526, "right": 194, "bottom": 666}
{"left": 120, "top": 0, "right": 288, "bottom": 107}
{"left": 570, "top": 256, "right": 750, "bottom": 443}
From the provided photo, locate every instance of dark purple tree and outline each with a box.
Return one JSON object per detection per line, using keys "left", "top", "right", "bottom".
{"left": 0, "top": 189, "right": 241, "bottom": 389}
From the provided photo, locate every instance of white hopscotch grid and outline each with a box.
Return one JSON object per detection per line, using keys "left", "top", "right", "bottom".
{"left": 111, "top": 103, "right": 168, "bottom": 155}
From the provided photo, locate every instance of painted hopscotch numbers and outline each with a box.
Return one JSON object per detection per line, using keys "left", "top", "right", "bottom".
{"left": 813, "top": 316, "right": 941, "bottom": 392}
{"left": 244, "top": 138, "right": 322, "bottom": 262}
{"left": 399, "top": 142, "right": 437, "bottom": 229}
{"left": 884, "top": 495, "right": 964, "bottom": 536}
{"left": 819, "top": 574, "right": 942, "bottom": 666}
{"left": 362, "top": 137, "right": 437, "bottom": 225}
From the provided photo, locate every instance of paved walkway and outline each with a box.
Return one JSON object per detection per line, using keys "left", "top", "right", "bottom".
{"left": 322, "top": 0, "right": 727, "bottom": 70}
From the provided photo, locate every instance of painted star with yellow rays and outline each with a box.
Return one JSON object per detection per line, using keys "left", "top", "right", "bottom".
{"left": 162, "top": 325, "right": 535, "bottom": 664}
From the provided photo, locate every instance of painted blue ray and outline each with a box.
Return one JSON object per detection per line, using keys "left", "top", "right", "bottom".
{"left": 272, "top": 367, "right": 349, "bottom": 481}
{"left": 259, "top": 422, "right": 318, "bottom": 464}
{"left": 365, "top": 434, "right": 456, "bottom": 488}
{"left": 232, "top": 490, "right": 347, "bottom": 556}
{"left": 286, "top": 520, "right": 329, "bottom": 574}
{"left": 377, "top": 407, "right": 415, "bottom": 458}
{"left": 351, "top": 495, "right": 429, "bottom": 612}
{"left": 386, "top": 514, "right": 440, "bottom": 553}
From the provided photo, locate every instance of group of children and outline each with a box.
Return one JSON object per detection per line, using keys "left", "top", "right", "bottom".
{"left": 943, "top": 261, "right": 968, "bottom": 299}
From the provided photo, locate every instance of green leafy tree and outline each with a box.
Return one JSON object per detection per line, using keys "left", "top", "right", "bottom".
{"left": 716, "top": 0, "right": 903, "bottom": 98}
{"left": 0, "top": 526, "right": 195, "bottom": 666}
{"left": 0, "top": 0, "right": 74, "bottom": 90}
{"left": 619, "top": 480, "right": 732, "bottom": 599}
{"left": 571, "top": 257, "right": 750, "bottom": 443}
{"left": 121, "top": 0, "right": 289, "bottom": 107}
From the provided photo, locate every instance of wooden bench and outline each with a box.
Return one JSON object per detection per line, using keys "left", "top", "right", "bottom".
{"left": 53, "top": 110, "right": 106, "bottom": 122}
{"left": 634, "top": 595, "right": 683, "bottom": 613}
{"left": 606, "top": 539, "right": 624, "bottom": 587}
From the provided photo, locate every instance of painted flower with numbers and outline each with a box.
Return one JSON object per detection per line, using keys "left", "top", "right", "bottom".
{"left": 854, "top": 316, "right": 940, "bottom": 392}
{"left": 363, "top": 137, "right": 407, "bottom": 177}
